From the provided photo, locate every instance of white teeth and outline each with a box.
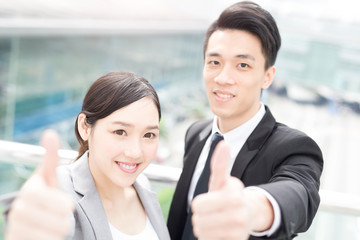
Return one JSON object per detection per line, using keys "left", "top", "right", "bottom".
{"left": 118, "top": 162, "right": 137, "bottom": 170}
{"left": 217, "top": 93, "right": 232, "bottom": 98}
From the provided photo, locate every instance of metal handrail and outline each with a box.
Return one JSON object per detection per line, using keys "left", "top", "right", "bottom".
{"left": 1, "top": 139, "right": 360, "bottom": 216}
{"left": 0, "top": 139, "right": 181, "bottom": 184}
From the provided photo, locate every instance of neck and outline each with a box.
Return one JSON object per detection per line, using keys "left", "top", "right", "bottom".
{"left": 96, "top": 181, "right": 131, "bottom": 203}
{"left": 217, "top": 103, "right": 261, "bottom": 133}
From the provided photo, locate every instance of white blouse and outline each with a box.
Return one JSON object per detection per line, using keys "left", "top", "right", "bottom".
{"left": 108, "top": 217, "right": 159, "bottom": 240}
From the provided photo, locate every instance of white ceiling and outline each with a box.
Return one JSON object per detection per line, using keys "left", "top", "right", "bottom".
{"left": 0, "top": 0, "right": 358, "bottom": 21}
{"left": 0, "top": 0, "right": 358, "bottom": 36}
{"left": 0, "top": 0, "right": 229, "bottom": 35}
{"left": 0, "top": 0, "right": 237, "bottom": 21}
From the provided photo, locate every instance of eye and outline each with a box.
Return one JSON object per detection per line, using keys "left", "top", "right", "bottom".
{"left": 114, "top": 129, "right": 126, "bottom": 136}
{"left": 144, "top": 132, "right": 156, "bottom": 139}
{"left": 208, "top": 60, "right": 220, "bottom": 65}
{"left": 238, "top": 63, "right": 249, "bottom": 68}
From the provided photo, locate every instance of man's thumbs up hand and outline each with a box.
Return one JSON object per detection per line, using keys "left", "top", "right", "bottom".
{"left": 6, "top": 130, "right": 74, "bottom": 240}
{"left": 208, "top": 141, "right": 230, "bottom": 192}
{"left": 191, "top": 141, "right": 251, "bottom": 240}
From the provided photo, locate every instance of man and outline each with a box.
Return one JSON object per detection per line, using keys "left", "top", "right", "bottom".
{"left": 167, "top": 1, "right": 323, "bottom": 240}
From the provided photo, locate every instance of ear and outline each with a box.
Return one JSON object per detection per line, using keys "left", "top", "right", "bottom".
{"left": 77, "top": 113, "right": 90, "bottom": 141}
{"left": 262, "top": 66, "right": 276, "bottom": 90}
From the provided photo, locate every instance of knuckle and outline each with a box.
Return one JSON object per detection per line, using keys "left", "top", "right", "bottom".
{"left": 233, "top": 212, "right": 247, "bottom": 226}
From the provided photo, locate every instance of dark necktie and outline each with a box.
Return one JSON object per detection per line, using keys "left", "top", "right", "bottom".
{"left": 181, "top": 132, "right": 224, "bottom": 240}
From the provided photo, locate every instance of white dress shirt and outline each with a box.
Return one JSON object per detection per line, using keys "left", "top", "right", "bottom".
{"left": 187, "top": 103, "right": 280, "bottom": 237}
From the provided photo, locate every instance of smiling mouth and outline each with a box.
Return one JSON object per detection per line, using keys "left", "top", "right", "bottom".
{"left": 115, "top": 161, "right": 140, "bottom": 173}
{"left": 216, "top": 92, "right": 233, "bottom": 98}
{"left": 214, "top": 91, "right": 234, "bottom": 102}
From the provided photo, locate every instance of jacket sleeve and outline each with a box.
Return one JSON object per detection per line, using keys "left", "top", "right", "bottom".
{"left": 258, "top": 132, "right": 323, "bottom": 239}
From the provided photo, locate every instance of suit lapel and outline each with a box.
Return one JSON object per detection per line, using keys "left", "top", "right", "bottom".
{"left": 230, "top": 145, "right": 259, "bottom": 178}
{"left": 178, "top": 123, "right": 212, "bottom": 198}
{"left": 167, "top": 121, "right": 212, "bottom": 239}
{"left": 231, "top": 107, "right": 276, "bottom": 178}
{"left": 134, "top": 177, "right": 169, "bottom": 240}
{"left": 71, "top": 153, "right": 113, "bottom": 240}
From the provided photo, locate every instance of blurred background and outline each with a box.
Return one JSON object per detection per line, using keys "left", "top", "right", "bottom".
{"left": 0, "top": 0, "right": 360, "bottom": 239}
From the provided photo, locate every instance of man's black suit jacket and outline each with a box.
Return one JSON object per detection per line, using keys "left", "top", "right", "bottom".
{"left": 167, "top": 106, "right": 323, "bottom": 240}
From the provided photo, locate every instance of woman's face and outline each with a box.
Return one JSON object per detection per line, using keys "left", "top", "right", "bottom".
{"left": 79, "top": 97, "right": 159, "bottom": 189}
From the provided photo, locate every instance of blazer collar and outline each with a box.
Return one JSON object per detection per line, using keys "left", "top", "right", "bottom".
{"left": 246, "top": 106, "right": 276, "bottom": 150}
{"left": 134, "top": 176, "right": 169, "bottom": 240}
{"left": 71, "top": 152, "right": 95, "bottom": 196}
{"left": 175, "top": 121, "right": 212, "bottom": 209}
{"left": 184, "top": 122, "right": 212, "bottom": 179}
{"left": 199, "top": 122, "right": 213, "bottom": 142}
{"left": 230, "top": 106, "right": 276, "bottom": 178}
{"left": 70, "top": 153, "right": 113, "bottom": 239}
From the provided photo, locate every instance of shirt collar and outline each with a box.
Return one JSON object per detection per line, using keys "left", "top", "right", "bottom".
{"left": 212, "top": 103, "right": 265, "bottom": 136}
{"left": 211, "top": 103, "right": 266, "bottom": 161}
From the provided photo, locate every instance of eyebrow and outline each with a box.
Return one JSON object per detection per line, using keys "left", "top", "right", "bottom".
{"left": 207, "top": 52, "right": 255, "bottom": 61}
{"left": 112, "top": 121, "right": 159, "bottom": 130}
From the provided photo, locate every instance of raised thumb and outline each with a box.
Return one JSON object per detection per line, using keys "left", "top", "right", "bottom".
{"left": 38, "top": 129, "right": 61, "bottom": 187}
{"left": 209, "top": 140, "right": 231, "bottom": 192}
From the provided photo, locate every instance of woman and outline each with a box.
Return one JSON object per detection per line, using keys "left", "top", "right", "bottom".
{"left": 6, "top": 72, "right": 170, "bottom": 240}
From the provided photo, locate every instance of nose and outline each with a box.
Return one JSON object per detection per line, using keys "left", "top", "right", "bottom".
{"left": 124, "top": 138, "right": 142, "bottom": 160}
{"left": 214, "top": 64, "right": 235, "bottom": 85}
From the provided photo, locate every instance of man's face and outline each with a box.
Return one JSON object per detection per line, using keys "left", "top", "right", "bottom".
{"left": 203, "top": 29, "right": 275, "bottom": 132}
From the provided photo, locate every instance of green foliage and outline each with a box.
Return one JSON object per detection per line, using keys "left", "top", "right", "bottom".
{"left": 157, "top": 187, "right": 175, "bottom": 221}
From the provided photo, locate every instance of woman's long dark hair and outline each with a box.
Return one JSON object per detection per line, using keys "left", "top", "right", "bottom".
{"left": 74, "top": 71, "right": 161, "bottom": 160}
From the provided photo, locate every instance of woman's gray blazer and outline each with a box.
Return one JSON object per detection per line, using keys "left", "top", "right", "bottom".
{"left": 57, "top": 153, "right": 170, "bottom": 240}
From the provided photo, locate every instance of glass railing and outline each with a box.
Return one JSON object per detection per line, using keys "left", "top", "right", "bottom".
{"left": 1, "top": 139, "right": 359, "bottom": 239}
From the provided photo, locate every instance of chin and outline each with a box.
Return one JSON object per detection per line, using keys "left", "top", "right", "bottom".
{"left": 114, "top": 175, "right": 138, "bottom": 188}
{"left": 211, "top": 107, "right": 231, "bottom": 118}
